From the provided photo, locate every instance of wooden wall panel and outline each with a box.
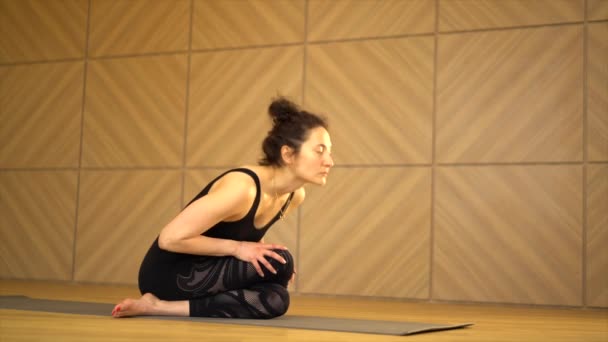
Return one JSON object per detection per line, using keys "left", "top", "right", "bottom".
{"left": 192, "top": 0, "right": 305, "bottom": 49}
{"left": 306, "top": 37, "right": 433, "bottom": 165}
{"left": 308, "top": 0, "right": 434, "bottom": 41}
{"left": 0, "top": 171, "right": 77, "bottom": 280}
{"left": 586, "top": 164, "right": 608, "bottom": 307}
{"left": 588, "top": 23, "right": 608, "bottom": 162}
{"left": 0, "top": 67, "right": 6, "bottom": 92}
{"left": 434, "top": 165, "right": 583, "bottom": 305}
{"left": 300, "top": 167, "right": 431, "bottom": 298}
{"left": 83, "top": 55, "right": 187, "bottom": 167}
{"left": 0, "top": 62, "right": 83, "bottom": 168}
{"left": 439, "top": 0, "right": 583, "bottom": 31}
{"left": 0, "top": 0, "right": 87, "bottom": 63}
{"left": 75, "top": 170, "right": 181, "bottom": 284}
{"left": 89, "top": 0, "right": 190, "bottom": 57}
{"left": 183, "top": 169, "right": 219, "bottom": 207}
{"left": 437, "top": 26, "right": 583, "bottom": 163}
{"left": 187, "top": 47, "right": 302, "bottom": 167}
{"left": 588, "top": 0, "right": 608, "bottom": 20}
{"left": 0, "top": 0, "right": 600, "bottom": 308}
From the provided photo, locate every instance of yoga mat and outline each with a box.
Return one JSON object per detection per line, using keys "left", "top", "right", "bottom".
{"left": 0, "top": 295, "right": 473, "bottom": 336}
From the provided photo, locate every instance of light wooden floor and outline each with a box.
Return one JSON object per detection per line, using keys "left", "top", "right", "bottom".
{"left": 1, "top": 280, "right": 606, "bottom": 342}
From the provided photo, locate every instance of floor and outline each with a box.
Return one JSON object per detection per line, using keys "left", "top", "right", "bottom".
{"left": 1, "top": 280, "right": 606, "bottom": 341}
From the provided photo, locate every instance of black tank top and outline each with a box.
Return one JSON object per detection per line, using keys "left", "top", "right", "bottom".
{"left": 186, "top": 168, "right": 294, "bottom": 242}
{"left": 138, "top": 168, "right": 294, "bottom": 296}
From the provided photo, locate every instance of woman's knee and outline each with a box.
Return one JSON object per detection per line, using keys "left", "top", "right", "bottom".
{"left": 271, "top": 249, "right": 294, "bottom": 281}
{"left": 275, "top": 248, "right": 293, "bottom": 265}
{"left": 259, "top": 284, "right": 290, "bottom": 319}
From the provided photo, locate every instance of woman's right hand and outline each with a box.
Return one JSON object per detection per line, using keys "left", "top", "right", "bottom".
{"left": 234, "top": 241, "right": 288, "bottom": 277}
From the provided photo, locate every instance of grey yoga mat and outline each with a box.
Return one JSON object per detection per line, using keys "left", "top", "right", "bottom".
{"left": 0, "top": 295, "right": 473, "bottom": 336}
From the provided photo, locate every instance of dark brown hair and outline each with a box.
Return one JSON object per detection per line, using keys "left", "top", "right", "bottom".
{"left": 259, "top": 97, "right": 328, "bottom": 167}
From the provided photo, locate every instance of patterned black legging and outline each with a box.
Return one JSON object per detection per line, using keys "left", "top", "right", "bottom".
{"left": 140, "top": 248, "right": 294, "bottom": 319}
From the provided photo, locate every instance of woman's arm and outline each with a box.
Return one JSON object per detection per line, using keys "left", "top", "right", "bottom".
{"left": 158, "top": 172, "right": 254, "bottom": 255}
{"left": 157, "top": 172, "right": 287, "bottom": 276}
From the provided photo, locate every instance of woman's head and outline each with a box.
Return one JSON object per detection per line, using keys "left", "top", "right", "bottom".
{"left": 259, "top": 97, "right": 333, "bottom": 184}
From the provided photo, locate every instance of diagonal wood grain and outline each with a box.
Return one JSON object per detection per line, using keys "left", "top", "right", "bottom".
{"left": 588, "top": 23, "right": 608, "bottom": 161}
{"left": 193, "top": 0, "right": 304, "bottom": 49}
{"left": 586, "top": 164, "right": 608, "bottom": 308}
{"left": 0, "top": 0, "right": 87, "bottom": 63}
{"left": 300, "top": 167, "right": 431, "bottom": 298}
{"left": 306, "top": 37, "right": 433, "bottom": 165}
{"left": 183, "top": 169, "right": 221, "bottom": 208}
{"left": 434, "top": 165, "right": 582, "bottom": 305}
{"left": 439, "top": 0, "right": 584, "bottom": 31}
{"left": 308, "top": 0, "right": 434, "bottom": 41}
{"left": 74, "top": 170, "right": 181, "bottom": 284}
{"left": 89, "top": 0, "right": 190, "bottom": 57}
{"left": 83, "top": 55, "right": 187, "bottom": 167}
{"left": 0, "top": 0, "right": 598, "bottom": 307}
{"left": 0, "top": 171, "right": 77, "bottom": 280}
{"left": 0, "top": 66, "right": 6, "bottom": 94}
{"left": 0, "top": 62, "right": 83, "bottom": 168}
{"left": 187, "top": 47, "right": 302, "bottom": 167}
{"left": 437, "top": 26, "right": 583, "bottom": 163}
{"left": 588, "top": 0, "right": 608, "bottom": 20}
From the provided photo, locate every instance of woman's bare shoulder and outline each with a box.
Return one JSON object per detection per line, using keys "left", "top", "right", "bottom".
{"left": 186, "top": 170, "right": 258, "bottom": 222}
{"left": 209, "top": 170, "right": 258, "bottom": 196}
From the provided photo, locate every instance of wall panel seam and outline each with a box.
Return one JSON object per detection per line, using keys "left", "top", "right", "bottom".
{"left": 72, "top": 0, "right": 92, "bottom": 281}
{"left": 439, "top": 21, "right": 586, "bottom": 35}
{"left": 5, "top": 21, "right": 608, "bottom": 68}
{"left": 6, "top": 23, "right": 607, "bottom": 68}
{"left": 582, "top": 0, "right": 588, "bottom": 308}
{"left": 429, "top": 0, "right": 439, "bottom": 301}
{"left": 295, "top": 0, "right": 310, "bottom": 295}
{"left": 180, "top": 0, "right": 195, "bottom": 208}
{"left": 0, "top": 58, "right": 84, "bottom": 67}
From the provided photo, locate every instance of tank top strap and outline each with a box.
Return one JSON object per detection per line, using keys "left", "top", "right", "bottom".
{"left": 184, "top": 168, "right": 261, "bottom": 217}
{"left": 228, "top": 168, "right": 262, "bottom": 221}
{"left": 281, "top": 192, "right": 295, "bottom": 212}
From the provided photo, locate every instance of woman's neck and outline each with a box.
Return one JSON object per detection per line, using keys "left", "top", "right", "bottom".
{"left": 250, "top": 165, "right": 304, "bottom": 196}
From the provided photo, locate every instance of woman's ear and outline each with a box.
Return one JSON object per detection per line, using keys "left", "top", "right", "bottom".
{"left": 281, "top": 145, "right": 296, "bottom": 165}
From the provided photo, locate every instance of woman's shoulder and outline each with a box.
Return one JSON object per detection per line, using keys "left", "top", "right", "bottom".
{"left": 208, "top": 169, "right": 258, "bottom": 199}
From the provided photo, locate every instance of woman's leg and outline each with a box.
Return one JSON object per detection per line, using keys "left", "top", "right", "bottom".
{"left": 189, "top": 283, "right": 290, "bottom": 319}
{"left": 114, "top": 249, "right": 294, "bottom": 319}
{"left": 176, "top": 249, "right": 294, "bottom": 296}
{"left": 183, "top": 249, "right": 294, "bottom": 319}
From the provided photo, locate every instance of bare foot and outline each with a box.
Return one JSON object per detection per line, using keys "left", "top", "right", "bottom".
{"left": 112, "top": 293, "right": 159, "bottom": 318}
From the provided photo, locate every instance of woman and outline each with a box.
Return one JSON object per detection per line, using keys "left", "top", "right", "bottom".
{"left": 112, "top": 97, "right": 333, "bottom": 319}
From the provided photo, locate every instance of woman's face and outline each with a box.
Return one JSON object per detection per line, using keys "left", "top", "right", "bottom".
{"left": 289, "top": 126, "right": 334, "bottom": 186}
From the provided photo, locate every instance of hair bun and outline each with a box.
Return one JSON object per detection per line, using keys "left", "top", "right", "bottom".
{"left": 268, "top": 97, "right": 300, "bottom": 125}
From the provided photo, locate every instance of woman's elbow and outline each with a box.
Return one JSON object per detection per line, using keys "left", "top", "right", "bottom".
{"left": 158, "top": 232, "right": 178, "bottom": 251}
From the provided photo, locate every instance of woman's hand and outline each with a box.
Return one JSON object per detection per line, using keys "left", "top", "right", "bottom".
{"left": 234, "top": 241, "right": 288, "bottom": 277}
